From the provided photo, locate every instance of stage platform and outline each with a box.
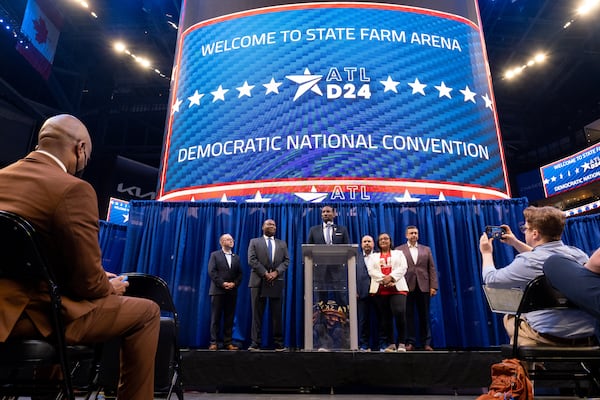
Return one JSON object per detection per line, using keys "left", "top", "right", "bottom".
{"left": 180, "top": 348, "right": 502, "bottom": 395}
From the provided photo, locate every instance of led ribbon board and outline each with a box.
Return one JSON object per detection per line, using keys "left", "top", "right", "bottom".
{"left": 158, "top": 1, "right": 509, "bottom": 202}
{"left": 540, "top": 142, "right": 600, "bottom": 197}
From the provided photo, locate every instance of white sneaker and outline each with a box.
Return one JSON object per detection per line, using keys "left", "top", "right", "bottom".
{"left": 396, "top": 343, "right": 406, "bottom": 352}
{"left": 382, "top": 344, "right": 396, "bottom": 353}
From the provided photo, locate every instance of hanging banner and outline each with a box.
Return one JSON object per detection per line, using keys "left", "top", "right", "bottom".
{"left": 158, "top": 0, "right": 510, "bottom": 202}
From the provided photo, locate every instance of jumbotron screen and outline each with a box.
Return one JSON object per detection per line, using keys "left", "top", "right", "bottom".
{"left": 157, "top": 0, "right": 510, "bottom": 202}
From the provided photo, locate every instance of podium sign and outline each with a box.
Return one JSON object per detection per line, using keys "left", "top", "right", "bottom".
{"left": 302, "top": 244, "right": 358, "bottom": 351}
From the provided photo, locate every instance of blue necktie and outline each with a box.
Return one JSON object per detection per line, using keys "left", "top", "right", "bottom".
{"left": 267, "top": 237, "right": 274, "bottom": 264}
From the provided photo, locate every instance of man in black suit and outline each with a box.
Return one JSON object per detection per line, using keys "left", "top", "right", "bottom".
{"left": 247, "top": 219, "right": 290, "bottom": 351}
{"left": 308, "top": 206, "right": 350, "bottom": 305}
{"left": 208, "top": 233, "right": 243, "bottom": 350}
{"left": 308, "top": 206, "right": 350, "bottom": 246}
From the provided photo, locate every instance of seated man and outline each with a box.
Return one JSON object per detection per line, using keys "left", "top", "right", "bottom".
{"left": 544, "top": 248, "right": 600, "bottom": 321}
{"left": 479, "top": 206, "right": 596, "bottom": 346}
{"left": 0, "top": 114, "right": 160, "bottom": 400}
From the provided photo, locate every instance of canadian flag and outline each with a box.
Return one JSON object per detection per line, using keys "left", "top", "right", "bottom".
{"left": 16, "top": 0, "right": 63, "bottom": 80}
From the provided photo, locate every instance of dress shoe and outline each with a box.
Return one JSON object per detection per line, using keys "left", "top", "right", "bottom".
{"left": 226, "top": 344, "right": 239, "bottom": 350}
{"left": 248, "top": 344, "right": 260, "bottom": 351}
{"left": 424, "top": 345, "right": 434, "bottom": 351}
{"left": 208, "top": 343, "right": 218, "bottom": 351}
{"left": 405, "top": 344, "right": 415, "bottom": 351}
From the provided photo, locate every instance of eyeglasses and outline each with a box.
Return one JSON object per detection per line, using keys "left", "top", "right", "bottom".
{"left": 519, "top": 223, "right": 530, "bottom": 233}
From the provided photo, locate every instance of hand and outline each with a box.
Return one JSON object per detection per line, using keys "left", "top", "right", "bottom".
{"left": 110, "top": 275, "right": 129, "bottom": 295}
{"left": 498, "top": 224, "right": 518, "bottom": 246}
{"left": 223, "top": 282, "right": 235, "bottom": 290}
{"left": 105, "top": 271, "right": 117, "bottom": 280}
{"left": 381, "top": 276, "right": 394, "bottom": 287}
{"left": 430, "top": 288, "right": 437, "bottom": 297}
{"left": 479, "top": 233, "right": 493, "bottom": 254}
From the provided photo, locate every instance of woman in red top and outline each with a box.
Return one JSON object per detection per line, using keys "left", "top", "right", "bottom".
{"left": 366, "top": 233, "right": 409, "bottom": 352}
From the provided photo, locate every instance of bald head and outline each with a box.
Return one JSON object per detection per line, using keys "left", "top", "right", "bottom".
{"left": 37, "top": 114, "right": 92, "bottom": 176}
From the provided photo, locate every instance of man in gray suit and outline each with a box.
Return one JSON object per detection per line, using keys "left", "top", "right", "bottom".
{"left": 395, "top": 226, "right": 438, "bottom": 351}
{"left": 247, "top": 219, "right": 290, "bottom": 351}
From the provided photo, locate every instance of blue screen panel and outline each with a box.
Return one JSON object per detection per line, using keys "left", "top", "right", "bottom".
{"left": 540, "top": 142, "right": 600, "bottom": 198}
{"left": 158, "top": 1, "right": 509, "bottom": 202}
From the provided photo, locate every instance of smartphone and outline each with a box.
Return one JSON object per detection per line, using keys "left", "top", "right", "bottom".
{"left": 485, "top": 225, "right": 506, "bottom": 239}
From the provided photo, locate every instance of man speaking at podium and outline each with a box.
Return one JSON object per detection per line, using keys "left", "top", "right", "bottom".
{"left": 308, "top": 205, "right": 350, "bottom": 305}
{"left": 308, "top": 206, "right": 350, "bottom": 349}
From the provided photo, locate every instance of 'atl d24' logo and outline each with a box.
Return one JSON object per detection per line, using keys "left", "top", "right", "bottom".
{"left": 326, "top": 67, "right": 371, "bottom": 100}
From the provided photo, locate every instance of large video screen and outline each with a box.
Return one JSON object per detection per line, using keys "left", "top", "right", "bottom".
{"left": 540, "top": 142, "right": 600, "bottom": 197}
{"left": 158, "top": 0, "right": 509, "bottom": 202}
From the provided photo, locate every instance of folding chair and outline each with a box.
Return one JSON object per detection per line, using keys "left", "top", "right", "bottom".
{"left": 483, "top": 275, "right": 600, "bottom": 395}
{"left": 0, "top": 210, "right": 101, "bottom": 400}
{"left": 98, "top": 273, "right": 184, "bottom": 399}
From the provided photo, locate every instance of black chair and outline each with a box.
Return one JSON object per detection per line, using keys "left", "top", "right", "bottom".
{"left": 0, "top": 210, "right": 101, "bottom": 400}
{"left": 98, "top": 272, "right": 184, "bottom": 399}
{"left": 484, "top": 275, "right": 600, "bottom": 395}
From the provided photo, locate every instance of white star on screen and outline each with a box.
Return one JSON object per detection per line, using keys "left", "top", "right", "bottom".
{"left": 482, "top": 93, "right": 493, "bottom": 109}
{"left": 211, "top": 85, "right": 229, "bottom": 102}
{"left": 263, "top": 77, "right": 283, "bottom": 95}
{"left": 187, "top": 90, "right": 204, "bottom": 107}
{"left": 408, "top": 78, "right": 427, "bottom": 95}
{"left": 380, "top": 76, "right": 400, "bottom": 93}
{"left": 460, "top": 85, "right": 477, "bottom": 103}
{"left": 285, "top": 69, "right": 323, "bottom": 101}
{"left": 582, "top": 161, "right": 591, "bottom": 171}
{"left": 171, "top": 98, "right": 182, "bottom": 114}
{"left": 236, "top": 81, "right": 255, "bottom": 98}
{"left": 434, "top": 81, "right": 453, "bottom": 98}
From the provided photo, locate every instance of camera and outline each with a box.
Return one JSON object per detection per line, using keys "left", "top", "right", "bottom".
{"left": 485, "top": 225, "right": 506, "bottom": 239}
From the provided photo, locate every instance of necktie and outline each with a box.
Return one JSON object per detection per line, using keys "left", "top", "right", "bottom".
{"left": 267, "top": 237, "right": 274, "bottom": 264}
{"left": 326, "top": 224, "right": 332, "bottom": 245}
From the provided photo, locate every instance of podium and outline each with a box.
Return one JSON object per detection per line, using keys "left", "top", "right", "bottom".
{"left": 302, "top": 244, "right": 358, "bottom": 351}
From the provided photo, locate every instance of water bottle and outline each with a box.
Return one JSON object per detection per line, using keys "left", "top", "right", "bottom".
{"left": 97, "top": 391, "right": 106, "bottom": 400}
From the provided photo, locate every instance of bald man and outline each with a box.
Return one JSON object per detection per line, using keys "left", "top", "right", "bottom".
{"left": 0, "top": 114, "right": 160, "bottom": 400}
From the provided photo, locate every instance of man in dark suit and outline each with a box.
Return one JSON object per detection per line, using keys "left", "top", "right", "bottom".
{"left": 307, "top": 205, "right": 350, "bottom": 245}
{"left": 247, "top": 219, "right": 290, "bottom": 351}
{"left": 395, "top": 226, "right": 438, "bottom": 351}
{"left": 208, "top": 233, "right": 243, "bottom": 350}
{"left": 308, "top": 205, "right": 350, "bottom": 305}
{"left": 356, "top": 235, "right": 375, "bottom": 351}
{"left": 0, "top": 114, "right": 160, "bottom": 400}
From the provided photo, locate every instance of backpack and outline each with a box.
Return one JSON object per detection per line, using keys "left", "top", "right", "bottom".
{"left": 477, "top": 358, "right": 534, "bottom": 399}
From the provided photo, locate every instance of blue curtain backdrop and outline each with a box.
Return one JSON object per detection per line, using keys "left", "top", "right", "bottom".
{"left": 96, "top": 198, "right": 598, "bottom": 349}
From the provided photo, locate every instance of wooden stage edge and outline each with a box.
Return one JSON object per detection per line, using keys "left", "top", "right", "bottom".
{"left": 180, "top": 348, "right": 502, "bottom": 395}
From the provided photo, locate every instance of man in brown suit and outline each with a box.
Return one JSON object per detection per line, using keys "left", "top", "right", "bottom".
{"left": 395, "top": 226, "right": 438, "bottom": 351}
{"left": 0, "top": 114, "right": 160, "bottom": 400}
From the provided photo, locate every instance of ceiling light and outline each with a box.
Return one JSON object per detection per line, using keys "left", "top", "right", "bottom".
{"left": 577, "top": 0, "right": 599, "bottom": 15}
{"left": 136, "top": 57, "right": 151, "bottom": 68}
{"left": 113, "top": 41, "right": 126, "bottom": 53}
{"left": 534, "top": 53, "right": 545, "bottom": 63}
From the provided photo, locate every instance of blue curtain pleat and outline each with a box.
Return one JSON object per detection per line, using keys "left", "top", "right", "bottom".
{"left": 98, "top": 220, "right": 127, "bottom": 274}
{"left": 96, "top": 198, "right": 599, "bottom": 349}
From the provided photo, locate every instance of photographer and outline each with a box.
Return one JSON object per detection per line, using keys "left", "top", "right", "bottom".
{"left": 479, "top": 206, "right": 596, "bottom": 346}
